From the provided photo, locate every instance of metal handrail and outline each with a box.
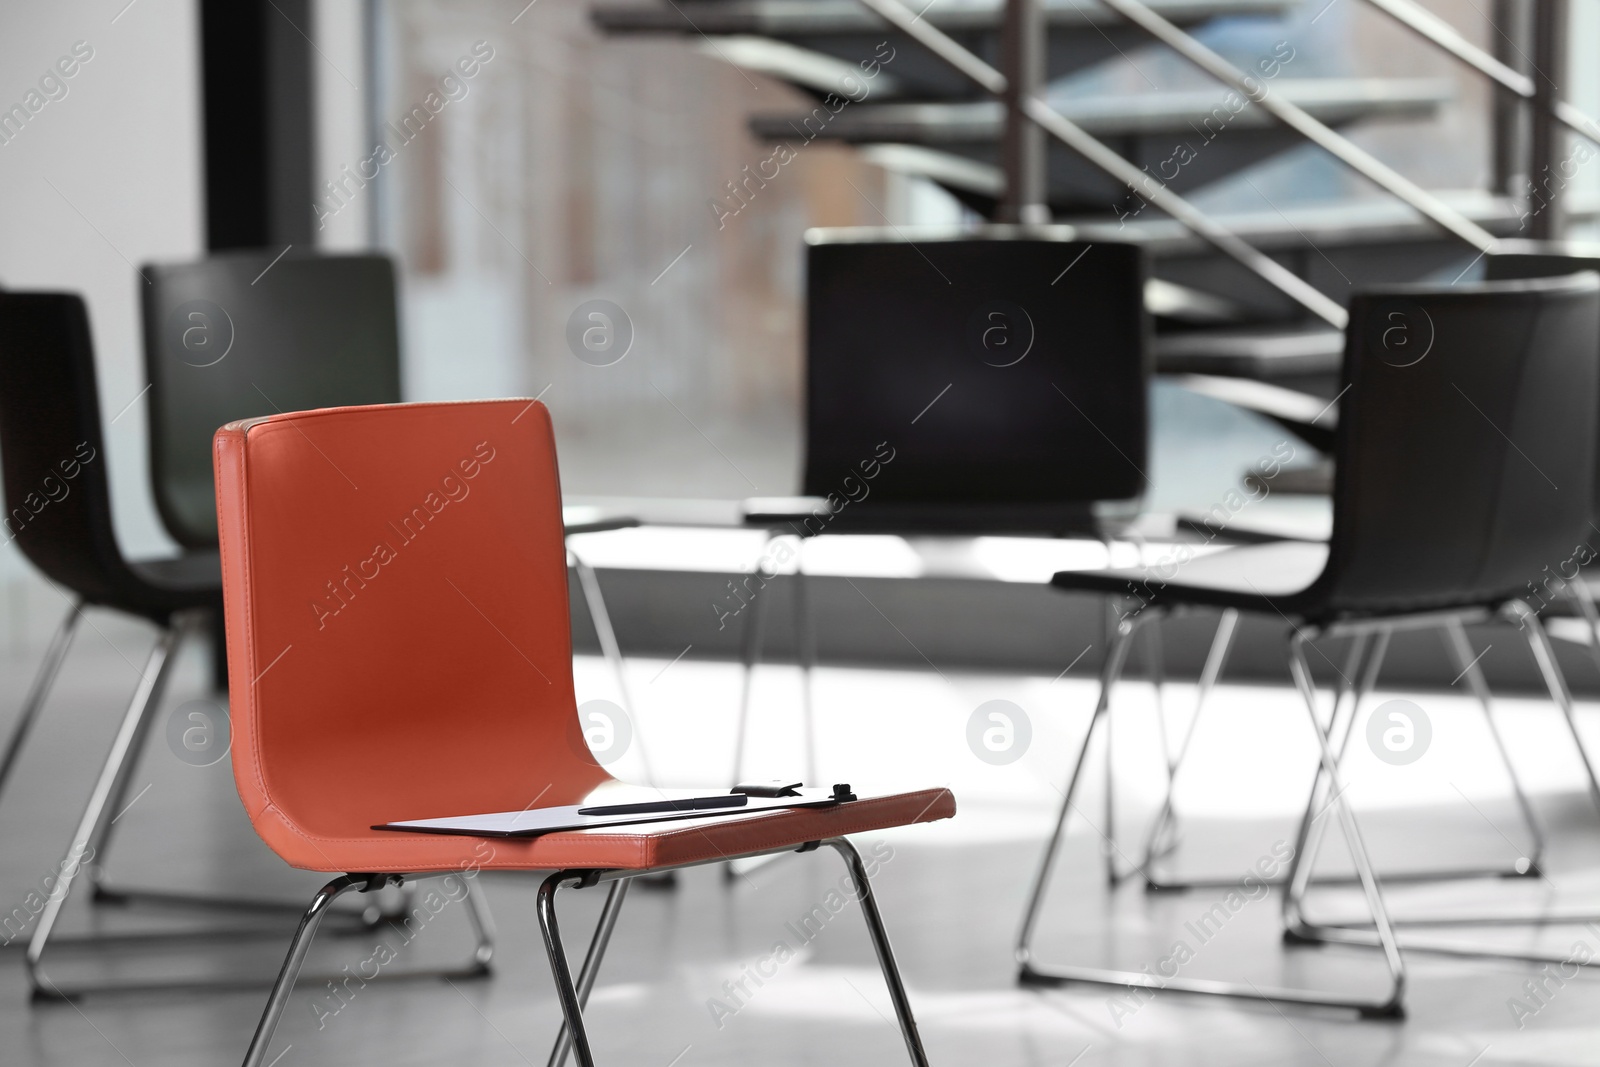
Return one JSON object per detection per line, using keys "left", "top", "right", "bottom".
{"left": 1362, "top": 0, "right": 1600, "bottom": 149}
{"left": 855, "top": 0, "right": 1350, "bottom": 327}
{"left": 1101, "top": 0, "right": 1499, "bottom": 254}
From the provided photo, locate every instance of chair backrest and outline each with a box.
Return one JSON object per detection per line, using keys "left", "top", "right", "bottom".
{"left": 1320, "top": 273, "right": 1600, "bottom": 615}
{"left": 213, "top": 400, "right": 607, "bottom": 848}
{"left": 0, "top": 292, "right": 134, "bottom": 608}
{"left": 1484, "top": 246, "right": 1600, "bottom": 515}
{"left": 142, "top": 251, "right": 403, "bottom": 549}
{"left": 802, "top": 233, "right": 1147, "bottom": 530}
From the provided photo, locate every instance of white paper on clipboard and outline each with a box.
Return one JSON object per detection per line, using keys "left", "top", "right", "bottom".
{"left": 376, "top": 786, "right": 844, "bottom": 838}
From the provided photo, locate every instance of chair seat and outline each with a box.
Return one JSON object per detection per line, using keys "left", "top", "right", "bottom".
{"left": 256, "top": 788, "right": 957, "bottom": 874}
{"left": 1051, "top": 540, "right": 1330, "bottom": 613}
{"left": 128, "top": 550, "right": 223, "bottom": 595}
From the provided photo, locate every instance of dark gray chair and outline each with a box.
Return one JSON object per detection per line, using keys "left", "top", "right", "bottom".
{"left": 1021, "top": 273, "right": 1600, "bottom": 1016}
{"left": 141, "top": 251, "right": 404, "bottom": 548}
{"left": 141, "top": 250, "right": 650, "bottom": 780}
{"left": 731, "top": 233, "right": 1149, "bottom": 803}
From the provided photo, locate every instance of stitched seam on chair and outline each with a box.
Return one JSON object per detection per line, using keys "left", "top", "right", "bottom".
{"left": 243, "top": 398, "right": 532, "bottom": 435}
{"left": 215, "top": 432, "right": 270, "bottom": 814}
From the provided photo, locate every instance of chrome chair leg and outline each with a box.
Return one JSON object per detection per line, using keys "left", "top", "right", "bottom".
{"left": 27, "top": 622, "right": 182, "bottom": 997}
{"left": 463, "top": 877, "right": 497, "bottom": 969}
{"left": 542, "top": 841, "right": 929, "bottom": 1067}
{"left": 1140, "top": 608, "right": 1239, "bottom": 882}
{"left": 547, "top": 879, "right": 631, "bottom": 1067}
{"left": 1016, "top": 612, "right": 1143, "bottom": 960}
{"left": 1565, "top": 576, "right": 1600, "bottom": 686}
{"left": 1440, "top": 618, "right": 1544, "bottom": 874}
{"left": 1281, "top": 631, "right": 1406, "bottom": 1016}
{"left": 1273, "top": 614, "right": 1600, "bottom": 966}
{"left": 1279, "top": 630, "right": 1382, "bottom": 905}
{"left": 828, "top": 838, "right": 931, "bottom": 1067}
{"left": 570, "top": 546, "right": 655, "bottom": 786}
{"left": 728, "top": 540, "right": 773, "bottom": 790}
{"left": 1511, "top": 600, "right": 1600, "bottom": 815}
{"left": 240, "top": 875, "right": 367, "bottom": 1067}
{"left": 538, "top": 872, "right": 603, "bottom": 1067}
{"left": 794, "top": 557, "right": 817, "bottom": 786}
{"left": 1146, "top": 621, "right": 1372, "bottom": 892}
{"left": 0, "top": 601, "right": 80, "bottom": 803}
{"left": 1019, "top": 619, "right": 1406, "bottom": 1017}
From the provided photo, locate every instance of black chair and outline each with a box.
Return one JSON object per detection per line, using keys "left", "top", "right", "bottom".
{"left": 1018, "top": 273, "right": 1600, "bottom": 1016}
{"left": 730, "top": 233, "right": 1149, "bottom": 799}
{"left": 0, "top": 292, "right": 228, "bottom": 992}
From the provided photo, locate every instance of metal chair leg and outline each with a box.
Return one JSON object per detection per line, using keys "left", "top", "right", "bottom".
{"left": 1300, "top": 606, "right": 1600, "bottom": 959}
{"left": 1278, "top": 630, "right": 1382, "bottom": 905}
{"left": 1102, "top": 603, "right": 1121, "bottom": 887}
{"left": 542, "top": 842, "right": 926, "bottom": 1067}
{"left": 570, "top": 546, "right": 656, "bottom": 786}
{"left": 1018, "top": 620, "right": 1407, "bottom": 1017}
{"left": 1140, "top": 608, "right": 1239, "bottom": 882}
{"left": 1016, "top": 612, "right": 1142, "bottom": 959}
{"left": 240, "top": 875, "right": 366, "bottom": 1067}
{"left": 0, "top": 601, "right": 80, "bottom": 803}
{"left": 1280, "top": 632, "right": 1407, "bottom": 1016}
{"left": 537, "top": 872, "right": 600, "bottom": 1067}
{"left": 728, "top": 540, "right": 774, "bottom": 790}
{"left": 1145, "top": 621, "right": 1373, "bottom": 892}
{"left": 794, "top": 556, "right": 817, "bottom": 786}
{"left": 1565, "top": 576, "right": 1600, "bottom": 687}
{"left": 827, "top": 838, "right": 932, "bottom": 1066}
{"left": 463, "top": 877, "right": 498, "bottom": 969}
{"left": 547, "top": 879, "right": 630, "bottom": 1067}
{"left": 26, "top": 622, "right": 183, "bottom": 997}
{"left": 1440, "top": 618, "right": 1543, "bottom": 874}
{"left": 1511, "top": 600, "right": 1600, "bottom": 815}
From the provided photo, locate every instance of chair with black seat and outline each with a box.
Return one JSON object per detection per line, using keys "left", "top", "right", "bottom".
{"left": 0, "top": 291, "right": 221, "bottom": 980}
{"left": 730, "top": 231, "right": 1150, "bottom": 794}
{"left": 1018, "top": 273, "right": 1600, "bottom": 1016}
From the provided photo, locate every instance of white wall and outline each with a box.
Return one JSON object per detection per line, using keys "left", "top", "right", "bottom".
{"left": 0, "top": 1, "right": 203, "bottom": 646}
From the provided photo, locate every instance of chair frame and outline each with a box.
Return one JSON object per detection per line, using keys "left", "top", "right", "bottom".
{"left": 1018, "top": 583, "right": 1600, "bottom": 1015}
{"left": 1017, "top": 605, "right": 1412, "bottom": 1016}
{"left": 1133, "top": 608, "right": 1548, "bottom": 892}
{"left": 240, "top": 837, "right": 929, "bottom": 1067}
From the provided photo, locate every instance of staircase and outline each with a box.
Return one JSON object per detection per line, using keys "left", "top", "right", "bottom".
{"left": 589, "top": 0, "right": 1597, "bottom": 390}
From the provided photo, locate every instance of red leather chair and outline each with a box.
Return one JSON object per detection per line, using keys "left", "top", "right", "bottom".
{"left": 214, "top": 399, "right": 956, "bottom": 1067}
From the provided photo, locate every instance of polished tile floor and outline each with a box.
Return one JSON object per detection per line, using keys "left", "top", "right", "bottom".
{"left": 4, "top": 612, "right": 1600, "bottom": 1065}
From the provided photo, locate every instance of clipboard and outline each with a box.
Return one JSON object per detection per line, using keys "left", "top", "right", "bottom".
{"left": 375, "top": 786, "right": 848, "bottom": 838}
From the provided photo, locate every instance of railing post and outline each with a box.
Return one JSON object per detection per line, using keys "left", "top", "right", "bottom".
{"left": 999, "top": 0, "right": 1048, "bottom": 224}
{"left": 1527, "top": 0, "right": 1568, "bottom": 238}
{"left": 1490, "top": 0, "right": 1525, "bottom": 197}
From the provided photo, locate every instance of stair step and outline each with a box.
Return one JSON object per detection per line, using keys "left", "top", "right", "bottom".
{"left": 591, "top": 0, "right": 1299, "bottom": 96}
{"left": 753, "top": 78, "right": 1450, "bottom": 211}
{"left": 1155, "top": 325, "right": 1344, "bottom": 377}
